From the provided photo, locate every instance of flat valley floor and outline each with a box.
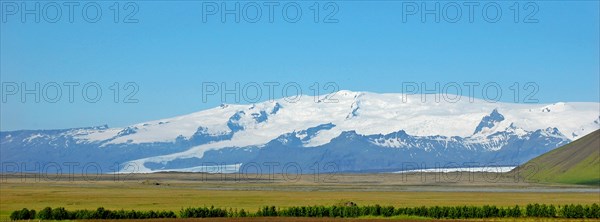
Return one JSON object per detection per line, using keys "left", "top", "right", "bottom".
{"left": 1, "top": 172, "right": 599, "bottom": 221}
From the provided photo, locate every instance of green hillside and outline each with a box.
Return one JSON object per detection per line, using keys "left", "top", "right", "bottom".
{"left": 515, "top": 129, "right": 600, "bottom": 185}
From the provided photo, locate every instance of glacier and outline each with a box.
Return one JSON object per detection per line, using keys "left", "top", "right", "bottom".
{"left": 1, "top": 90, "right": 598, "bottom": 173}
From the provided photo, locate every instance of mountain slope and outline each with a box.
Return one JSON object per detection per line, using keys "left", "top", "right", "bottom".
{"left": 1, "top": 90, "right": 599, "bottom": 173}
{"left": 514, "top": 129, "right": 600, "bottom": 185}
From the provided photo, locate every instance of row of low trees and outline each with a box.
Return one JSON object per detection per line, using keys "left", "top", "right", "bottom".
{"left": 258, "top": 204, "right": 599, "bottom": 219}
{"left": 10, "top": 207, "right": 176, "bottom": 220}
{"left": 10, "top": 204, "right": 600, "bottom": 220}
{"left": 268, "top": 205, "right": 525, "bottom": 218}
{"left": 180, "top": 206, "right": 229, "bottom": 218}
{"left": 561, "top": 204, "right": 600, "bottom": 218}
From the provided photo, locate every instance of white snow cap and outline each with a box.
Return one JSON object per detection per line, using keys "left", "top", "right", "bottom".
{"left": 73, "top": 90, "right": 599, "bottom": 149}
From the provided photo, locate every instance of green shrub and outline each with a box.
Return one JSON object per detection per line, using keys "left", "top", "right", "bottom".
{"left": 9, "top": 203, "right": 600, "bottom": 220}
{"left": 9, "top": 208, "right": 35, "bottom": 220}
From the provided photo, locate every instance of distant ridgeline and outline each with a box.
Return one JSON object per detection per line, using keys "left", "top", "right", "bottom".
{"left": 2, "top": 91, "right": 599, "bottom": 173}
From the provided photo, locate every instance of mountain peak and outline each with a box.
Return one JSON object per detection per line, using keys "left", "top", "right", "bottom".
{"left": 473, "top": 108, "right": 505, "bottom": 135}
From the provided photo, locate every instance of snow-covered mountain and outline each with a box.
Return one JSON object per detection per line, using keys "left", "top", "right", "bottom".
{"left": 1, "top": 90, "right": 598, "bottom": 173}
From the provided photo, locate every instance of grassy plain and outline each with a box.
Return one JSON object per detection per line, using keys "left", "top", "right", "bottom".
{"left": 1, "top": 172, "right": 599, "bottom": 221}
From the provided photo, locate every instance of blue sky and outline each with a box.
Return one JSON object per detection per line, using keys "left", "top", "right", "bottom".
{"left": 1, "top": 1, "right": 599, "bottom": 130}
